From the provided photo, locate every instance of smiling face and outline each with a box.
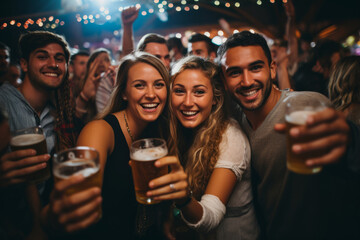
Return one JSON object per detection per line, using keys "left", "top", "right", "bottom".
{"left": 171, "top": 69, "right": 214, "bottom": 129}
{"left": 221, "top": 45, "right": 276, "bottom": 113}
{"left": 21, "top": 43, "right": 67, "bottom": 90}
{"left": 123, "top": 62, "right": 167, "bottom": 124}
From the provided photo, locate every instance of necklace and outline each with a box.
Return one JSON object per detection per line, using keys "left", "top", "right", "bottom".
{"left": 124, "top": 112, "right": 134, "bottom": 142}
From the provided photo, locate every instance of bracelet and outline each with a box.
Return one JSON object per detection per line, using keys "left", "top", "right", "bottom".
{"left": 79, "top": 91, "right": 90, "bottom": 102}
{"left": 175, "top": 189, "right": 193, "bottom": 209}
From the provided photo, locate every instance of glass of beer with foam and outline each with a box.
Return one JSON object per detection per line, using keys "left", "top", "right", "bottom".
{"left": 285, "top": 95, "right": 329, "bottom": 174}
{"left": 53, "top": 146, "right": 103, "bottom": 219}
{"left": 10, "top": 126, "right": 49, "bottom": 183}
{"left": 130, "top": 138, "right": 168, "bottom": 205}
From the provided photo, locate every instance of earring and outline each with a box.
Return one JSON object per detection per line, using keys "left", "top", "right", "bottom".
{"left": 123, "top": 96, "right": 127, "bottom": 100}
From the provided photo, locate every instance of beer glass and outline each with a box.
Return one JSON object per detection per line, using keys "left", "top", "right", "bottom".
{"left": 10, "top": 126, "right": 49, "bottom": 183}
{"left": 130, "top": 138, "right": 168, "bottom": 205}
{"left": 53, "top": 146, "right": 103, "bottom": 219}
{"left": 285, "top": 95, "right": 329, "bottom": 174}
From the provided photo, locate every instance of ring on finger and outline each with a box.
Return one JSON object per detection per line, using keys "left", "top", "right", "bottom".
{"left": 169, "top": 183, "right": 176, "bottom": 191}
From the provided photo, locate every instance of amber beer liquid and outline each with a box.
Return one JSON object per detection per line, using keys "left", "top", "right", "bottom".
{"left": 10, "top": 133, "right": 50, "bottom": 183}
{"left": 130, "top": 146, "right": 168, "bottom": 205}
{"left": 285, "top": 110, "right": 322, "bottom": 174}
{"left": 53, "top": 158, "right": 103, "bottom": 218}
{"left": 53, "top": 147, "right": 102, "bottom": 220}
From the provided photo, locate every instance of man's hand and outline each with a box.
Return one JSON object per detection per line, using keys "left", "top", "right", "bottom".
{"left": 0, "top": 149, "right": 49, "bottom": 187}
{"left": 275, "top": 108, "right": 350, "bottom": 167}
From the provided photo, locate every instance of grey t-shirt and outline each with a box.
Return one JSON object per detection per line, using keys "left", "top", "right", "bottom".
{"left": 239, "top": 90, "right": 360, "bottom": 239}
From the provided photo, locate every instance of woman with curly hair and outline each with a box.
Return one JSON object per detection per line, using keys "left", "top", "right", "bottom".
{"left": 148, "top": 56, "right": 259, "bottom": 239}
{"left": 328, "top": 55, "right": 360, "bottom": 125}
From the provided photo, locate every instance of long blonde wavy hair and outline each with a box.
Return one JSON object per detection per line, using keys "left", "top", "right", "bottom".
{"left": 169, "top": 56, "right": 229, "bottom": 199}
{"left": 328, "top": 55, "right": 360, "bottom": 111}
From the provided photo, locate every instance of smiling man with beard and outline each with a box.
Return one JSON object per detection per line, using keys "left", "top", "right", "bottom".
{"left": 218, "top": 31, "right": 360, "bottom": 240}
{"left": 0, "top": 31, "right": 78, "bottom": 239}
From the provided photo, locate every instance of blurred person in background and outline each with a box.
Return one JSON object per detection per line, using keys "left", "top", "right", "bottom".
{"left": 0, "top": 42, "right": 10, "bottom": 86}
{"left": 167, "top": 36, "right": 186, "bottom": 65}
{"left": 137, "top": 33, "right": 171, "bottom": 70}
{"left": 75, "top": 48, "right": 115, "bottom": 123}
{"left": 188, "top": 33, "right": 217, "bottom": 61}
{"left": 69, "top": 50, "right": 89, "bottom": 99}
{"left": 6, "top": 63, "right": 22, "bottom": 87}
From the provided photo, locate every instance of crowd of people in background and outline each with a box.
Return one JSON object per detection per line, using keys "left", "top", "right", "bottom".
{"left": 0, "top": 0, "right": 359, "bottom": 239}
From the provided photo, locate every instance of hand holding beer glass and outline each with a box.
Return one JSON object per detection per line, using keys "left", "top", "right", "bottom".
{"left": 130, "top": 138, "right": 168, "bottom": 205}
{"left": 9, "top": 126, "right": 50, "bottom": 183}
{"left": 285, "top": 96, "right": 329, "bottom": 174}
{"left": 53, "top": 147, "right": 103, "bottom": 220}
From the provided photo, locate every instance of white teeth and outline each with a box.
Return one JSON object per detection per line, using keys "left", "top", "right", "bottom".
{"left": 182, "top": 111, "right": 197, "bottom": 116}
{"left": 44, "top": 73, "right": 58, "bottom": 77}
{"left": 142, "top": 103, "right": 158, "bottom": 108}
{"left": 242, "top": 90, "right": 258, "bottom": 96}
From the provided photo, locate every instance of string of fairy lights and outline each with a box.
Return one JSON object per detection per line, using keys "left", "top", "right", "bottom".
{"left": 0, "top": 0, "right": 289, "bottom": 31}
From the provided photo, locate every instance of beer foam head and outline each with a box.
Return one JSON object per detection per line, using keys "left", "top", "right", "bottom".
{"left": 131, "top": 147, "right": 168, "bottom": 161}
{"left": 285, "top": 110, "right": 316, "bottom": 125}
{"left": 10, "top": 133, "right": 45, "bottom": 146}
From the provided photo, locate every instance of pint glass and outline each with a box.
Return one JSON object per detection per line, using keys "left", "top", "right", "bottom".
{"left": 130, "top": 138, "right": 168, "bottom": 205}
{"left": 10, "top": 126, "right": 49, "bottom": 183}
{"left": 53, "top": 146, "right": 103, "bottom": 219}
{"left": 285, "top": 96, "right": 329, "bottom": 174}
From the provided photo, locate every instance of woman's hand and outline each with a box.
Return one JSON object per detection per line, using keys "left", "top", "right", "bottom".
{"left": 147, "top": 156, "right": 189, "bottom": 201}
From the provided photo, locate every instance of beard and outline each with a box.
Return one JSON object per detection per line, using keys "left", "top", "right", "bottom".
{"left": 233, "top": 77, "right": 273, "bottom": 112}
{"left": 27, "top": 68, "right": 66, "bottom": 91}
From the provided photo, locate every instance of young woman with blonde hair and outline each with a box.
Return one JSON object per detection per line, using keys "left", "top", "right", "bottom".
{"left": 43, "top": 52, "right": 188, "bottom": 239}
{"left": 148, "top": 56, "right": 259, "bottom": 239}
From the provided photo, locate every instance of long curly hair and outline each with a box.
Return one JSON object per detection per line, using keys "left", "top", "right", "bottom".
{"left": 98, "top": 51, "right": 170, "bottom": 140}
{"left": 169, "top": 56, "right": 229, "bottom": 199}
{"left": 328, "top": 55, "right": 360, "bottom": 111}
{"left": 54, "top": 71, "right": 78, "bottom": 151}
{"left": 18, "top": 31, "right": 76, "bottom": 151}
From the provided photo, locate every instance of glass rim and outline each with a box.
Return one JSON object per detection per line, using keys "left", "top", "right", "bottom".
{"left": 130, "top": 138, "right": 166, "bottom": 148}
{"left": 11, "top": 125, "right": 43, "bottom": 135}
{"left": 53, "top": 146, "right": 99, "bottom": 160}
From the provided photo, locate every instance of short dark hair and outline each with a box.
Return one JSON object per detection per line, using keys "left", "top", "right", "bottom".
{"left": 217, "top": 30, "right": 272, "bottom": 66}
{"left": 137, "top": 33, "right": 166, "bottom": 51}
{"left": 314, "top": 40, "right": 342, "bottom": 70}
{"left": 0, "top": 42, "right": 10, "bottom": 52}
{"left": 70, "top": 50, "right": 90, "bottom": 64}
{"left": 19, "top": 31, "right": 70, "bottom": 62}
{"left": 188, "top": 33, "right": 216, "bottom": 54}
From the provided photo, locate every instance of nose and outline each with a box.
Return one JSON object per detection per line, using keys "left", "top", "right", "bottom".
{"left": 48, "top": 57, "right": 58, "bottom": 68}
{"left": 145, "top": 86, "right": 155, "bottom": 99}
{"left": 241, "top": 70, "right": 253, "bottom": 87}
{"left": 183, "top": 93, "right": 193, "bottom": 107}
